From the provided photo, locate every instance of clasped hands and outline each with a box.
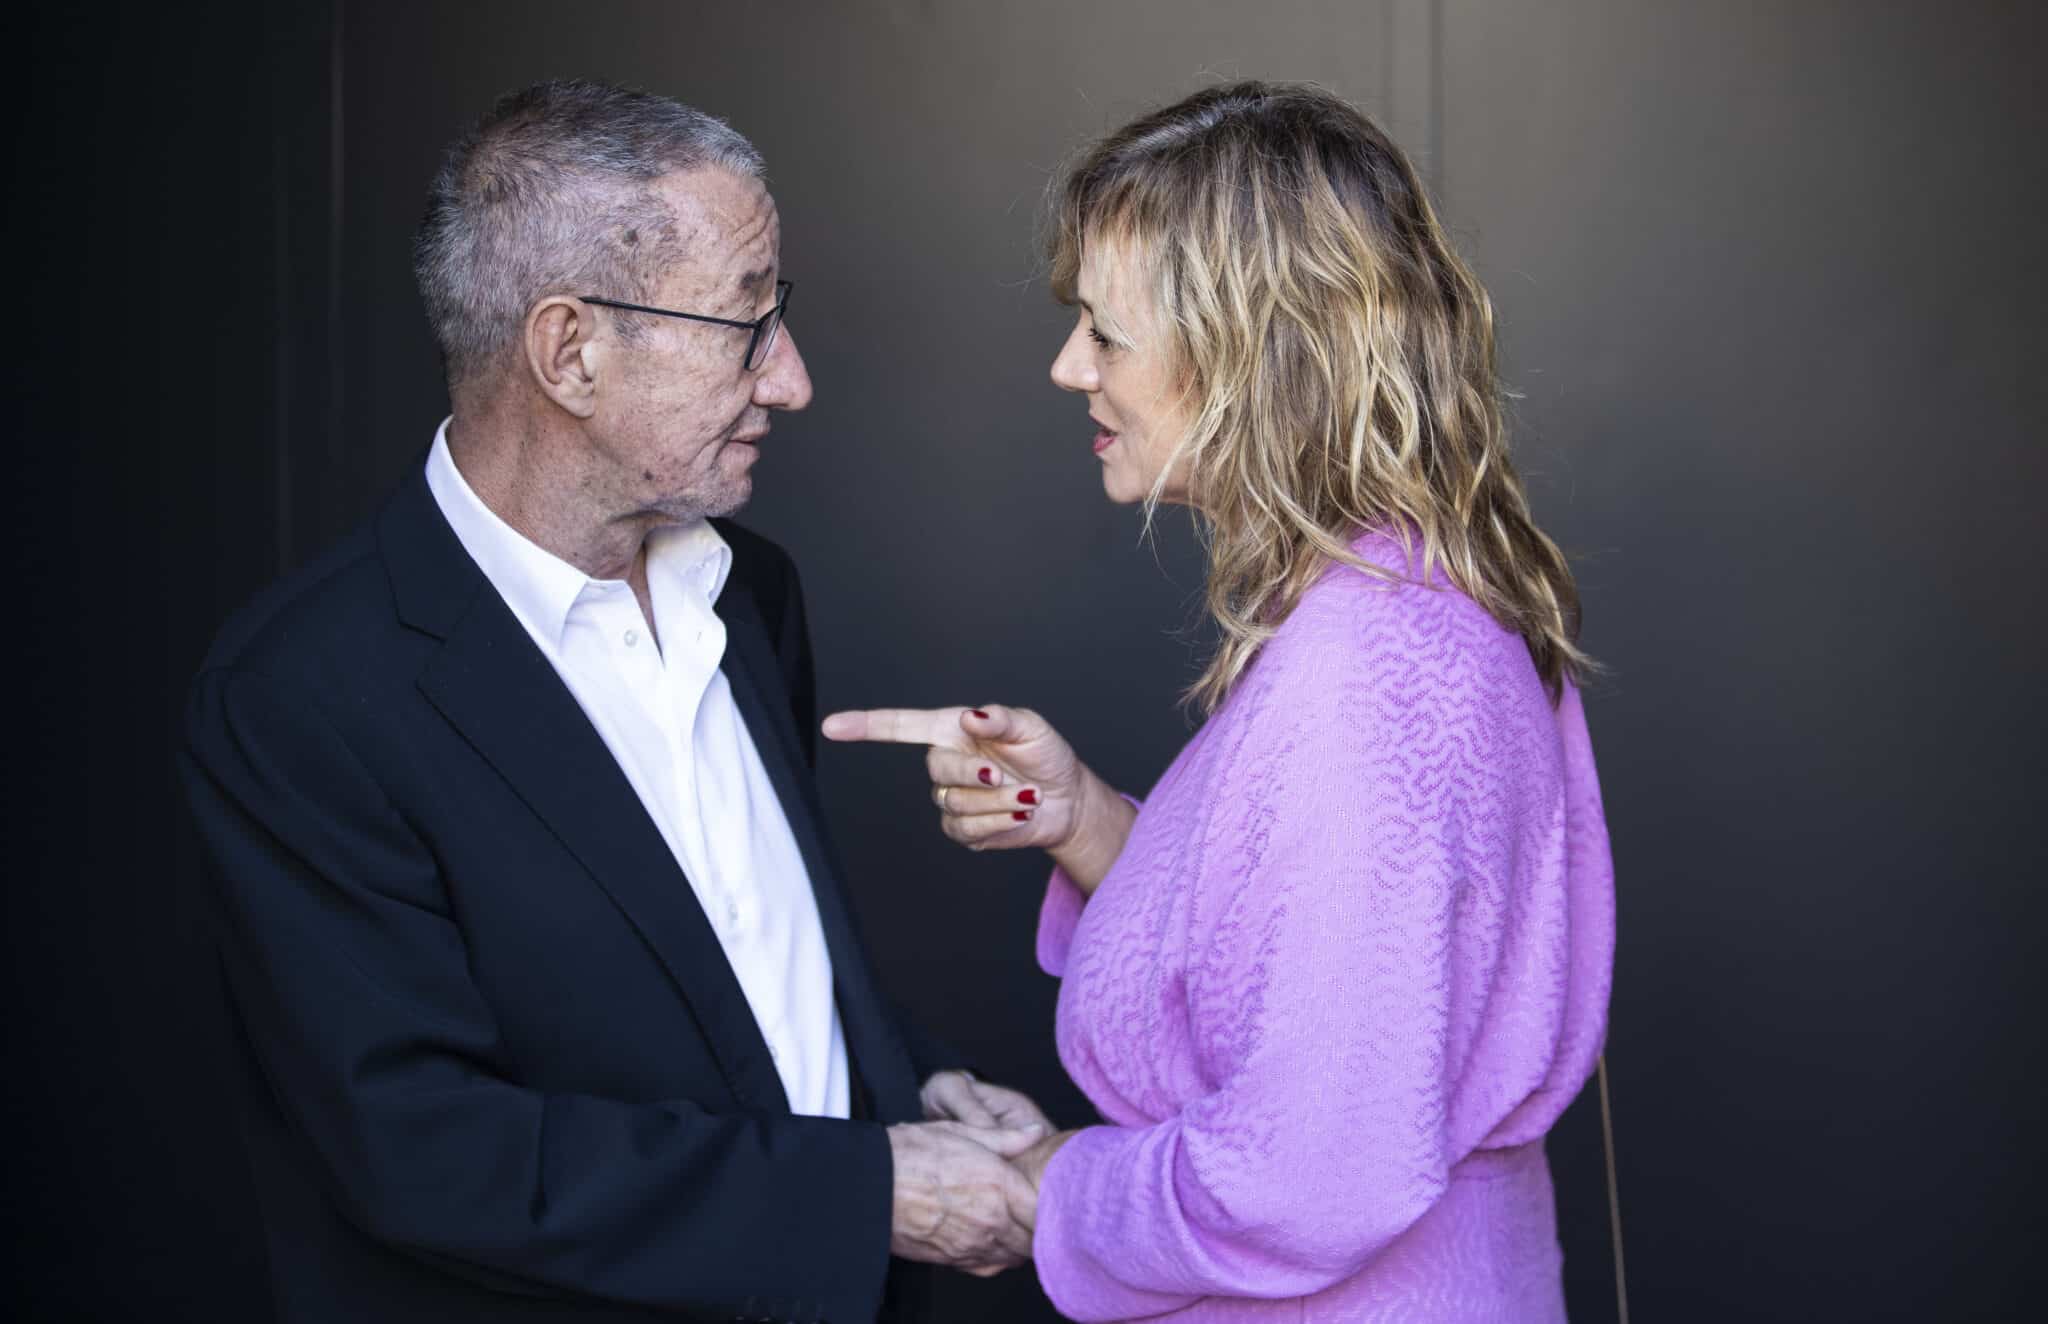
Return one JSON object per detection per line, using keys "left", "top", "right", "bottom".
{"left": 889, "top": 1071, "right": 1073, "bottom": 1277}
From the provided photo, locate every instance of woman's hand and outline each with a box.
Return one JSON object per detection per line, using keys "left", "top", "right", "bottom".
{"left": 1009, "top": 1128, "right": 1079, "bottom": 1232}
{"left": 820, "top": 704, "right": 1134, "bottom": 892}
{"left": 920, "top": 1069, "right": 1052, "bottom": 1138}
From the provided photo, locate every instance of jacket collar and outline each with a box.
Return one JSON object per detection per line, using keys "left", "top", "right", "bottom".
{"left": 379, "top": 469, "right": 790, "bottom": 1110}
{"left": 376, "top": 467, "right": 920, "bottom": 1120}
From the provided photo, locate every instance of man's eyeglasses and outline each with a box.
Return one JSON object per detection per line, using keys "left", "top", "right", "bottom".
{"left": 579, "top": 279, "right": 793, "bottom": 371}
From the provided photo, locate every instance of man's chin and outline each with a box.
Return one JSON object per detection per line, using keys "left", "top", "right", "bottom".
{"left": 700, "top": 474, "right": 753, "bottom": 522}
{"left": 710, "top": 485, "right": 751, "bottom": 520}
{"left": 646, "top": 476, "right": 750, "bottom": 526}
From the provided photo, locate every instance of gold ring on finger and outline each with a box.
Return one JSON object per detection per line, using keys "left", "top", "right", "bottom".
{"left": 935, "top": 785, "right": 951, "bottom": 812}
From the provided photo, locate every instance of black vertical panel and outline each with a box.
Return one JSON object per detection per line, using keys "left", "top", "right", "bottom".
{"left": 11, "top": 2, "right": 290, "bottom": 1319}
{"left": 1442, "top": 1, "right": 2048, "bottom": 1319}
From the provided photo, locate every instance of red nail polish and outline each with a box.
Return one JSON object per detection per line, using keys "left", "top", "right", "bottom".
{"left": 1017, "top": 788, "right": 1038, "bottom": 805}
{"left": 1012, "top": 810, "right": 1032, "bottom": 822}
{"left": 978, "top": 767, "right": 994, "bottom": 785}
{"left": 971, "top": 709, "right": 990, "bottom": 720}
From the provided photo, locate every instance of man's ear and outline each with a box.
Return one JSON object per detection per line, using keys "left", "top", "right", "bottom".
{"left": 524, "top": 296, "right": 601, "bottom": 419}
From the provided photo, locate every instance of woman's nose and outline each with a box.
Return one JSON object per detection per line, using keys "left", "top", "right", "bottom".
{"left": 1050, "top": 327, "right": 1096, "bottom": 394}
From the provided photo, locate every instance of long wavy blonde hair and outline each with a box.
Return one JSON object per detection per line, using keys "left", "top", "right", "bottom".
{"left": 1049, "top": 81, "right": 1592, "bottom": 711}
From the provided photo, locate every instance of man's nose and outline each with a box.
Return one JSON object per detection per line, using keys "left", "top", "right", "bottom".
{"left": 753, "top": 325, "right": 813, "bottom": 411}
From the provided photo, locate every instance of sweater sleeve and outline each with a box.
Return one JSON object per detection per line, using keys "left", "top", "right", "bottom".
{"left": 1032, "top": 631, "right": 1551, "bottom": 1319}
{"left": 1036, "top": 865, "right": 1091, "bottom": 977}
{"left": 1037, "top": 794, "right": 1145, "bottom": 978}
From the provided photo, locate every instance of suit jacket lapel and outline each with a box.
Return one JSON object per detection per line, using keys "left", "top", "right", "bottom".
{"left": 715, "top": 585, "right": 923, "bottom": 1120}
{"left": 382, "top": 474, "right": 788, "bottom": 1113}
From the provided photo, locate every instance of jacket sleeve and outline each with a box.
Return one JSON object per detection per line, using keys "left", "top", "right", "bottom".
{"left": 1029, "top": 660, "right": 1560, "bottom": 1320}
{"left": 181, "top": 664, "right": 894, "bottom": 1323}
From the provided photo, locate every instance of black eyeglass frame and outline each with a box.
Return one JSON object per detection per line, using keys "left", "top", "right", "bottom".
{"left": 579, "top": 279, "right": 793, "bottom": 370}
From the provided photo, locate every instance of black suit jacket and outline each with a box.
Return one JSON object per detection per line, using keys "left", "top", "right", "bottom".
{"left": 180, "top": 470, "right": 946, "bottom": 1323}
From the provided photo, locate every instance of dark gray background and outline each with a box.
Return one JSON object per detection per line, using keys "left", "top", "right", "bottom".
{"left": 11, "top": 2, "right": 2043, "bottom": 1320}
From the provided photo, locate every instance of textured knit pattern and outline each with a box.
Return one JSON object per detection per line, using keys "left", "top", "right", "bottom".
{"left": 1032, "top": 531, "right": 1615, "bottom": 1322}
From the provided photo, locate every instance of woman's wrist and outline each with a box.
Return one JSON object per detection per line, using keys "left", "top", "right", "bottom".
{"left": 1050, "top": 769, "right": 1136, "bottom": 896}
{"left": 1014, "top": 1126, "right": 1079, "bottom": 1192}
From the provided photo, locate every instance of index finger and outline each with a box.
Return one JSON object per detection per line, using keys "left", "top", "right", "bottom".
{"left": 820, "top": 707, "right": 969, "bottom": 749}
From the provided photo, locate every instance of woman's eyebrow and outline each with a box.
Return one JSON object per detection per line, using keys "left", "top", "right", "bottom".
{"left": 1083, "top": 299, "right": 1135, "bottom": 344}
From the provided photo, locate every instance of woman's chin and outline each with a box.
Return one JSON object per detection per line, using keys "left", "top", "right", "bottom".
{"left": 1100, "top": 469, "right": 1145, "bottom": 505}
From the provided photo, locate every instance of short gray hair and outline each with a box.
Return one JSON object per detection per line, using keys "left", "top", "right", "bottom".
{"left": 413, "top": 79, "right": 764, "bottom": 388}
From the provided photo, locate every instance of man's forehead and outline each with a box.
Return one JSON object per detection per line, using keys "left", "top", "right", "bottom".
{"left": 656, "top": 168, "right": 779, "bottom": 293}
{"left": 659, "top": 166, "right": 772, "bottom": 224}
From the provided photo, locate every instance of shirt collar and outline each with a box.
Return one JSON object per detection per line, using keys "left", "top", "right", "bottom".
{"left": 425, "top": 420, "right": 587, "bottom": 649}
{"left": 645, "top": 516, "right": 734, "bottom": 609}
{"left": 423, "top": 417, "right": 733, "bottom": 649}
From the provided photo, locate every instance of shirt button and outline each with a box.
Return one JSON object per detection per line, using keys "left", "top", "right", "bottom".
{"left": 725, "top": 898, "right": 740, "bottom": 925}
{"left": 623, "top": 628, "right": 639, "bottom": 647}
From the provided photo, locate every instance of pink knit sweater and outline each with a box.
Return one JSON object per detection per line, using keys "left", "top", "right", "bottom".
{"left": 1032, "top": 532, "right": 1614, "bottom": 1322}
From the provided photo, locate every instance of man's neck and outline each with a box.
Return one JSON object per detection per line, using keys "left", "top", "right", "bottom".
{"left": 446, "top": 406, "right": 650, "bottom": 583}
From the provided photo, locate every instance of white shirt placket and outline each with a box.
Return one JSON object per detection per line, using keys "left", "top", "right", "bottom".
{"left": 424, "top": 421, "right": 847, "bottom": 1119}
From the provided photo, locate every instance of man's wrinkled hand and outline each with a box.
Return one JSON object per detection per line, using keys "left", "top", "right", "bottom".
{"left": 887, "top": 1121, "right": 1040, "bottom": 1277}
{"left": 921, "top": 1070, "right": 1052, "bottom": 1138}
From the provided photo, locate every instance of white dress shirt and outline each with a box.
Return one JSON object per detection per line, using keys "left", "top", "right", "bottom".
{"left": 425, "top": 420, "right": 850, "bottom": 1118}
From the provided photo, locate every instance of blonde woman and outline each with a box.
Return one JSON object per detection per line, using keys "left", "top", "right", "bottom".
{"left": 828, "top": 82, "right": 1614, "bottom": 1321}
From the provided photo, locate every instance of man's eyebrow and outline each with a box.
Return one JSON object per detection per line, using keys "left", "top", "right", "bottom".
{"left": 736, "top": 266, "right": 774, "bottom": 295}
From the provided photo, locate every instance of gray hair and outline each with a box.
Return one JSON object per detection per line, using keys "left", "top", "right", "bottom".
{"left": 413, "top": 78, "right": 764, "bottom": 388}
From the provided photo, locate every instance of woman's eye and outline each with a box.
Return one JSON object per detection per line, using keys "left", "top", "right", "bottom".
{"left": 1088, "top": 328, "right": 1112, "bottom": 349}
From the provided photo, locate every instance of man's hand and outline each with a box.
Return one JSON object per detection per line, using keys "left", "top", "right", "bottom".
{"left": 887, "top": 1121, "right": 1041, "bottom": 1277}
{"left": 920, "top": 1070, "right": 1052, "bottom": 1137}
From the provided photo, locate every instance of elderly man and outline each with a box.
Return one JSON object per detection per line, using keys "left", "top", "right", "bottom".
{"left": 181, "top": 80, "right": 1042, "bottom": 1323}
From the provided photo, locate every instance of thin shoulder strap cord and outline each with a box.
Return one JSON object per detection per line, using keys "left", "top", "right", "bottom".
{"left": 1597, "top": 1053, "right": 1631, "bottom": 1324}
